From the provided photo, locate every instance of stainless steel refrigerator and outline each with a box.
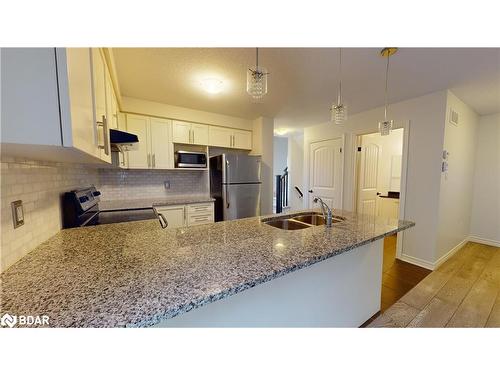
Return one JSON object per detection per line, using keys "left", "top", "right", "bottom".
{"left": 210, "top": 154, "right": 261, "bottom": 221}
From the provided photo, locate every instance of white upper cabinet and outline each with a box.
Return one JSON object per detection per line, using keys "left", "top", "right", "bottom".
{"left": 233, "top": 129, "right": 252, "bottom": 150}
{"left": 208, "top": 126, "right": 232, "bottom": 148}
{"left": 1, "top": 48, "right": 63, "bottom": 146}
{"left": 172, "top": 121, "right": 208, "bottom": 145}
{"left": 191, "top": 123, "right": 209, "bottom": 145}
{"left": 91, "top": 48, "right": 111, "bottom": 163}
{"left": 1, "top": 47, "right": 117, "bottom": 164}
{"left": 58, "top": 48, "right": 98, "bottom": 158}
{"left": 149, "top": 117, "right": 173, "bottom": 169}
{"left": 208, "top": 126, "right": 252, "bottom": 149}
{"left": 126, "top": 114, "right": 150, "bottom": 169}
{"left": 126, "top": 114, "right": 173, "bottom": 170}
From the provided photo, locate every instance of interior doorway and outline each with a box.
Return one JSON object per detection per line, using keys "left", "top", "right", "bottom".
{"left": 355, "top": 128, "right": 404, "bottom": 220}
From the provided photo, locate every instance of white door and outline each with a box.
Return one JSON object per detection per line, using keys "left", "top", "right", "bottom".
{"left": 150, "top": 118, "right": 171, "bottom": 169}
{"left": 308, "top": 138, "right": 343, "bottom": 209}
{"left": 191, "top": 123, "right": 209, "bottom": 145}
{"left": 357, "top": 143, "right": 379, "bottom": 217}
{"left": 208, "top": 126, "right": 232, "bottom": 148}
{"left": 172, "top": 121, "right": 191, "bottom": 144}
{"left": 233, "top": 129, "right": 252, "bottom": 149}
{"left": 126, "top": 114, "right": 150, "bottom": 169}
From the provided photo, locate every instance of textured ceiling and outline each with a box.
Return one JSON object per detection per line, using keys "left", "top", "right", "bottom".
{"left": 112, "top": 48, "right": 500, "bottom": 129}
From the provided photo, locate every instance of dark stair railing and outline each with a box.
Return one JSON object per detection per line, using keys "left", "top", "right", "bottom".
{"left": 275, "top": 167, "right": 289, "bottom": 213}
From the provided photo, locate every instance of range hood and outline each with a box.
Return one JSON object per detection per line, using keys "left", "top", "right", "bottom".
{"left": 110, "top": 129, "right": 139, "bottom": 152}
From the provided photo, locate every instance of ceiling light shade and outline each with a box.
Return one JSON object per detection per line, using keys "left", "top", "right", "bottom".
{"left": 331, "top": 48, "right": 347, "bottom": 125}
{"left": 201, "top": 78, "right": 223, "bottom": 94}
{"left": 378, "top": 120, "right": 393, "bottom": 136}
{"left": 247, "top": 48, "right": 269, "bottom": 100}
{"left": 379, "top": 47, "right": 398, "bottom": 136}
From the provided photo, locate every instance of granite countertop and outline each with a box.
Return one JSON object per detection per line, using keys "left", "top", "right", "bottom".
{"left": 0, "top": 209, "right": 414, "bottom": 327}
{"left": 99, "top": 196, "right": 215, "bottom": 211}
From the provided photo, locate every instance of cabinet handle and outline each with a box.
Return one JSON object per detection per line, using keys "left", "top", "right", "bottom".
{"left": 147, "top": 154, "right": 151, "bottom": 168}
{"left": 96, "top": 115, "right": 110, "bottom": 156}
{"left": 152, "top": 154, "right": 156, "bottom": 168}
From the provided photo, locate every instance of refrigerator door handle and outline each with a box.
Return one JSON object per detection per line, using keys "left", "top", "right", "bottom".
{"left": 225, "top": 159, "right": 230, "bottom": 208}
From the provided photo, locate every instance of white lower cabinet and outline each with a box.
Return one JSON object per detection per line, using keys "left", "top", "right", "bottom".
{"left": 155, "top": 205, "right": 186, "bottom": 229}
{"left": 155, "top": 202, "right": 214, "bottom": 228}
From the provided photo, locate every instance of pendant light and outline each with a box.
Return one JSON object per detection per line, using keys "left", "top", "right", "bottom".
{"left": 378, "top": 47, "right": 398, "bottom": 136}
{"left": 331, "top": 48, "right": 347, "bottom": 124}
{"left": 247, "top": 48, "right": 269, "bottom": 100}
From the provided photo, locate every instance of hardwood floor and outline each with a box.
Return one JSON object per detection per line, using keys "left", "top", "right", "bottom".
{"left": 369, "top": 242, "right": 500, "bottom": 327}
{"left": 381, "top": 235, "right": 431, "bottom": 312}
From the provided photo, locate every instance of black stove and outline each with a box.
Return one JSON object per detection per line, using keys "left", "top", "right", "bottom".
{"left": 62, "top": 186, "right": 157, "bottom": 228}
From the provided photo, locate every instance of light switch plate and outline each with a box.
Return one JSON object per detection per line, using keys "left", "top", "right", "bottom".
{"left": 11, "top": 200, "right": 24, "bottom": 228}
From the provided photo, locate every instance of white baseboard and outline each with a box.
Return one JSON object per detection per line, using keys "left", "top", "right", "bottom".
{"left": 434, "top": 238, "right": 469, "bottom": 269}
{"left": 399, "top": 254, "right": 435, "bottom": 270}
{"left": 467, "top": 236, "right": 500, "bottom": 248}
{"left": 398, "top": 235, "right": 499, "bottom": 273}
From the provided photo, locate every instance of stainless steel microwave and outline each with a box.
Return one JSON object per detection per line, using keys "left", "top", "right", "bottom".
{"left": 175, "top": 151, "right": 207, "bottom": 168}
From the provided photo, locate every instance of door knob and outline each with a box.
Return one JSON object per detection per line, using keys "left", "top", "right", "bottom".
{"left": 308, "top": 189, "right": 313, "bottom": 193}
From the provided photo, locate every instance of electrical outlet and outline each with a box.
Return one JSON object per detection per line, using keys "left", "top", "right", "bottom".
{"left": 164, "top": 180, "right": 171, "bottom": 189}
{"left": 11, "top": 200, "right": 24, "bottom": 228}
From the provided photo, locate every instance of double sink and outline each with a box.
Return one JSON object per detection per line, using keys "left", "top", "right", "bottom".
{"left": 263, "top": 212, "right": 345, "bottom": 230}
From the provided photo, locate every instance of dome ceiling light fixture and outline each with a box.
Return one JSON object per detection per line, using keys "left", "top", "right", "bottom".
{"left": 247, "top": 48, "right": 269, "bottom": 100}
{"left": 200, "top": 78, "right": 223, "bottom": 94}
{"left": 378, "top": 47, "right": 398, "bottom": 136}
{"left": 331, "top": 48, "right": 347, "bottom": 125}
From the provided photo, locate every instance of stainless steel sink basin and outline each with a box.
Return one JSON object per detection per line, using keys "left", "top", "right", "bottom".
{"left": 264, "top": 219, "right": 310, "bottom": 230}
{"left": 263, "top": 212, "right": 345, "bottom": 230}
{"left": 292, "top": 214, "right": 326, "bottom": 225}
{"left": 293, "top": 213, "right": 345, "bottom": 225}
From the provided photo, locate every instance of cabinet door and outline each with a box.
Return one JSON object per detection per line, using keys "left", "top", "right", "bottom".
{"left": 233, "top": 129, "right": 252, "bottom": 149}
{"left": 62, "top": 48, "right": 99, "bottom": 157}
{"left": 155, "top": 206, "right": 185, "bottom": 228}
{"left": 126, "top": 114, "right": 150, "bottom": 169}
{"left": 150, "top": 118, "right": 172, "bottom": 169}
{"left": 91, "top": 48, "right": 111, "bottom": 163}
{"left": 1, "top": 48, "right": 62, "bottom": 146}
{"left": 208, "top": 126, "right": 232, "bottom": 148}
{"left": 191, "top": 123, "right": 209, "bottom": 145}
{"left": 172, "top": 121, "right": 191, "bottom": 144}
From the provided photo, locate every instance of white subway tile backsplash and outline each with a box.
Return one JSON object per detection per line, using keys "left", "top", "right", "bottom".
{"left": 98, "top": 168, "right": 208, "bottom": 200}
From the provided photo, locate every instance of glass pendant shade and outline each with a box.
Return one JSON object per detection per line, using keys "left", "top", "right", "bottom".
{"left": 378, "top": 120, "right": 393, "bottom": 136}
{"left": 331, "top": 103, "right": 348, "bottom": 124}
{"left": 247, "top": 66, "right": 268, "bottom": 99}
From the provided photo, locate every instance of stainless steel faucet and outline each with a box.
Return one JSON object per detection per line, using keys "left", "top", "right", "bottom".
{"left": 313, "top": 197, "right": 333, "bottom": 227}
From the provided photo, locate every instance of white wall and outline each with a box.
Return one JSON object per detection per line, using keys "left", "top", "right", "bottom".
{"left": 304, "top": 90, "right": 448, "bottom": 267}
{"left": 288, "top": 132, "right": 305, "bottom": 210}
{"left": 121, "top": 96, "right": 253, "bottom": 130}
{"left": 470, "top": 113, "right": 500, "bottom": 246}
{"left": 436, "top": 91, "right": 480, "bottom": 261}
{"left": 250, "top": 117, "right": 274, "bottom": 215}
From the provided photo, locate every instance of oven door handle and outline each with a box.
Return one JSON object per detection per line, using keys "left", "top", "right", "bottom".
{"left": 153, "top": 207, "right": 168, "bottom": 229}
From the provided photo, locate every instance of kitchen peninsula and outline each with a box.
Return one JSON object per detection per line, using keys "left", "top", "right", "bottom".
{"left": 0, "top": 210, "right": 414, "bottom": 327}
